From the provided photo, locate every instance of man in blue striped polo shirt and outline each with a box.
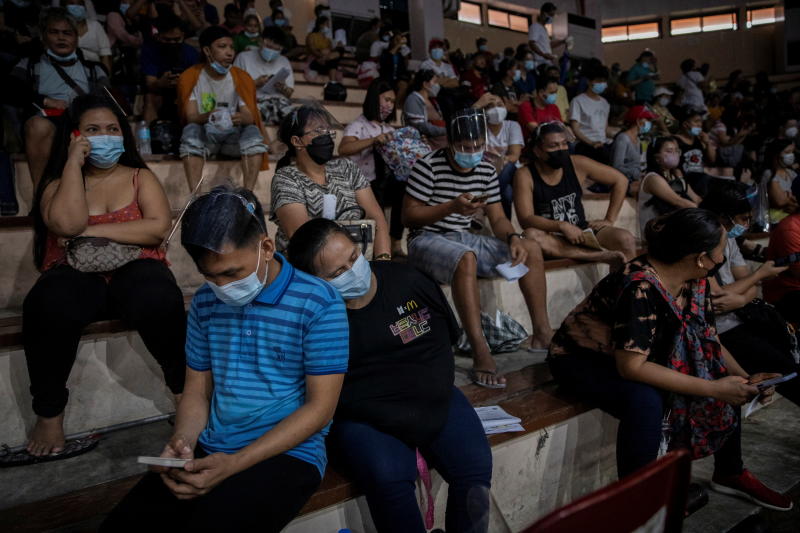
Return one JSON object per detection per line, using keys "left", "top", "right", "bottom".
{"left": 102, "top": 186, "right": 349, "bottom": 532}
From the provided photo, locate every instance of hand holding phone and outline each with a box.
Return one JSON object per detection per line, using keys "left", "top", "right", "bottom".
{"left": 471, "top": 194, "right": 489, "bottom": 204}
{"left": 753, "top": 372, "right": 797, "bottom": 391}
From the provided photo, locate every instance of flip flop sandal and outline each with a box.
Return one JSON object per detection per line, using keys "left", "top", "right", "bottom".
{"left": 468, "top": 368, "right": 507, "bottom": 389}
{"left": 0, "top": 434, "right": 100, "bottom": 468}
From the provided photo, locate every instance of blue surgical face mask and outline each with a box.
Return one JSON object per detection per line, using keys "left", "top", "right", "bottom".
{"left": 47, "top": 48, "right": 78, "bottom": 62}
{"left": 430, "top": 48, "right": 444, "bottom": 61}
{"left": 260, "top": 47, "right": 280, "bottom": 62}
{"left": 88, "top": 135, "right": 125, "bottom": 168}
{"left": 524, "top": 60, "right": 535, "bottom": 71}
{"left": 513, "top": 70, "right": 522, "bottom": 82}
{"left": 641, "top": 120, "right": 652, "bottom": 134}
{"left": 479, "top": 44, "right": 488, "bottom": 52}
{"left": 728, "top": 223, "right": 747, "bottom": 239}
{"left": 544, "top": 15, "right": 553, "bottom": 24}
{"left": 545, "top": 92, "right": 557, "bottom": 105}
{"left": 329, "top": 254, "right": 372, "bottom": 300}
{"left": 208, "top": 244, "right": 267, "bottom": 306}
{"left": 244, "top": 31, "right": 260, "bottom": 38}
{"left": 641, "top": 62, "right": 650, "bottom": 69}
{"left": 453, "top": 150, "right": 484, "bottom": 169}
{"left": 119, "top": 3, "right": 130, "bottom": 15}
{"left": 210, "top": 61, "right": 231, "bottom": 75}
{"left": 275, "top": 18, "right": 287, "bottom": 26}
{"left": 690, "top": 126, "right": 702, "bottom": 136}
{"left": 592, "top": 82, "right": 607, "bottom": 94}
{"left": 66, "top": 4, "right": 87, "bottom": 20}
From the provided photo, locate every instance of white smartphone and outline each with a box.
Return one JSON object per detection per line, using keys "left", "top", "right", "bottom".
{"left": 137, "top": 456, "right": 188, "bottom": 468}
{"left": 755, "top": 372, "right": 797, "bottom": 391}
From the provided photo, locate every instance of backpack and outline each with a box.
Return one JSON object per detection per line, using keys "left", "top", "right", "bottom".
{"left": 323, "top": 81, "right": 347, "bottom": 102}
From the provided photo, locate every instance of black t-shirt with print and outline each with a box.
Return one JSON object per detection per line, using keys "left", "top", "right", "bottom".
{"left": 340, "top": 261, "right": 459, "bottom": 446}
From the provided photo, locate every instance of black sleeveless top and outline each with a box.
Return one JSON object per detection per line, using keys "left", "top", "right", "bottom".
{"left": 529, "top": 157, "right": 588, "bottom": 229}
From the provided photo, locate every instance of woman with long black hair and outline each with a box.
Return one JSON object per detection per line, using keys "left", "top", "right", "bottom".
{"left": 20, "top": 93, "right": 186, "bottom": 462}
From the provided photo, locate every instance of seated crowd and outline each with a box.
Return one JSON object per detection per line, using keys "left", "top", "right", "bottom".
{"left": 2, "top": 0, "right": 800, "bottom": 531}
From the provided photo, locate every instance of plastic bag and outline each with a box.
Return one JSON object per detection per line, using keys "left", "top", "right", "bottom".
{"left": 457, "top": 310, "right": 529, "bottom": 354}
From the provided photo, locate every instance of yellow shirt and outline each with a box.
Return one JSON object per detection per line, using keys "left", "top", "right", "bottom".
{"left": 306, "top": 32, "right": 332, "bottom": 54}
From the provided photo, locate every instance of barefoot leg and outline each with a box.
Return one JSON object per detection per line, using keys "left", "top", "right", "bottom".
{"left": 26, "top": 413, "right": 66, "bottom": 457}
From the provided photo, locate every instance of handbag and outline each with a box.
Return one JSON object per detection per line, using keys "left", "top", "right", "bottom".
{"left": 66, "top": 236, "right": 142, "bottom": 273}
{"left": 337, "top": 219, "right": 375, "bottom": 260}
{"left": 734, "top": 299, "right": 800, "bottom": 364}
{"left": 376, "top": 127, "right": 432, "bottom": 182}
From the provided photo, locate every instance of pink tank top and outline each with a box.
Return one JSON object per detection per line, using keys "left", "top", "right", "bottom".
{"left": 42, "top": 168, "right": 167, "bottom": 272}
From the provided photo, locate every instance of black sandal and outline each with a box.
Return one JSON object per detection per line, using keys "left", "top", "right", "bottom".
{"left": 0, "top": 435, "right": 100, "bottom": 468}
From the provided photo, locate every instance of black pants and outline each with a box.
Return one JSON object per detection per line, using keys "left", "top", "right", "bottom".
{"left": 23, "top": 259, "right": 186, "bottom": 417}
{"left": 720, "top": 322, "right": 800, "bottom": 406}
{"left": 371, "top": 177, "right": 406, "bottom": 241}
{"left": 549, "top": 352, "right": 743, "bottom": 478}
{"left": 100, "top": 452, "right": 321, "bottom": 532}
{"left": 575, "top": 141, "right": 610, "bottom": 165}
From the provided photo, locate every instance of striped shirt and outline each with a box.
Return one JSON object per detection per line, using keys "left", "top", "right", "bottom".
{"left": 406, "top": 148, "right": 501, "bottom": 234}
{"left": 186, "top": 253, "right": 349, "bottom": 477}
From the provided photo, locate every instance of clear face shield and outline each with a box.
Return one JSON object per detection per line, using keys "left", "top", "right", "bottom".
{"left": 448, "top": 109, "right": 489, "bottom": 169}
{"left": 180, "top": 190, "right": 266, "bottom": 255}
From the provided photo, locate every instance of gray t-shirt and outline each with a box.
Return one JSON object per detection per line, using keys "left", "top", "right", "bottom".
{"left": 611, "top": 132, "right": 642, "bottom": 182}
{"left": 270, "top": 157, "right": 370, "bottom": 251}
{"left": 716, "top": 236, "right": 747, "bottom": 334}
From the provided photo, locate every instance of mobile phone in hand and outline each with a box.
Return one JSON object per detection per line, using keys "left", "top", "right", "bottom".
{"left": 754, "top": 372, "right": 797, "bottom": 391}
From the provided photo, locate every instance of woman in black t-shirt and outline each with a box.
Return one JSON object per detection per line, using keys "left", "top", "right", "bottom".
{"left": 288, "top": 218, "right": 492, "bottom": 533}
{"left": 548, "top": 208, "right": 791, "bottom": 511}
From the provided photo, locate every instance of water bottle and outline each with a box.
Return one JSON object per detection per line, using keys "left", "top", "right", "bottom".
{"left": 137, "top": 120, "right": 152, "bottom": 156}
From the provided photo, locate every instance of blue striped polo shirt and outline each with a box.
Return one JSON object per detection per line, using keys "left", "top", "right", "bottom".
{"left": 186, "top": 253, "right": 349, "bottom": 476}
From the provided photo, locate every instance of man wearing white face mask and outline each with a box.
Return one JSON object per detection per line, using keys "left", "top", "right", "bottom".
{"left": 528, "top": 2, "right": 566, "bottom": 68}
{"left": 403, "top": 108, "right": 554, "bottom": 389}
{"left": 234, "top": 26, "right": 295, "bottom": 99}
{"left": 103, "top": 186, "right": 349, "bottom": 531}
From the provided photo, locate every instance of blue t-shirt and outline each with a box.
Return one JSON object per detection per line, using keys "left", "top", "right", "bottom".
{"left": 627, "top": 62, "right": 655, "bottom": 103}
{"left": 186, "top": 254, "right": 349, "bottom": 476}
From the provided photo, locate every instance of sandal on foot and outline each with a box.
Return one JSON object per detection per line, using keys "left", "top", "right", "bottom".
{"left": 468, "top": 368, "right": 507, "bottom": 389}
{"left": 0, "top": 435, "right": 100, "bottom": 468}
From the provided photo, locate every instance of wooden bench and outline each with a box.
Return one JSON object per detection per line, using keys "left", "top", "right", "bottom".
{"left": 0, "top": 363, "right": 589, "bottom": 533}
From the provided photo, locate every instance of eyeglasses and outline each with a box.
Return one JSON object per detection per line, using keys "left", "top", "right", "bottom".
{"left": 303, "top": 127, "right": 336, "bottom": 138}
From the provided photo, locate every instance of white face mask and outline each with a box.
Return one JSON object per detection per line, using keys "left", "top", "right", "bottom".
{"left": 782, "top": 153, "right": 796, "bottom": 167}
{"left": 486, "top": 106, "right": 507, "bottom": 125}
{"left": 785, "top": 126, "right": 798, "bottom": 139}
{"left": 658, "top": 96, "right": 671, "bottom": 107}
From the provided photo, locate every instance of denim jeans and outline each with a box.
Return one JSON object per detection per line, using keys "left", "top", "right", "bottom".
{"left": 496, "top": 162, "right": 517, "bottom": 219}
{"left": 548, "top": 352, "right": 743, "bottom": 478}
{"left": 329, "top": 387, "right": 492, "bottom": 533}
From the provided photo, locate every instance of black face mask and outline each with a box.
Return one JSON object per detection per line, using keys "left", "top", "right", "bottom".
{"left": 543, "top": 149, "right": 570, "bottom": 169}
{"left": 704, "top": 255, "right": 727, "bottom": 278}
{"left": 305, "top": 134, "right": 335, "bottom": 165}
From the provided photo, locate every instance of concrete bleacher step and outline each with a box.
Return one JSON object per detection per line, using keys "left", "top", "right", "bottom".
{"left": 292, "top": 82, "right": 366, "bottom": 105}
{"left": 0, "top": 362, "right": 619, "bottom": 533}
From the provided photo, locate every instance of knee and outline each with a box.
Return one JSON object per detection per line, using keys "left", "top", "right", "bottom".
{"left": 455, "top": 252, "right": 477, "bottom": 276}
{"left": 179, "top": 124, "right": 205, "bottom": 158}
{"left": 239, "top": 126, "right": 267, "bottom": 155}
{"left": 522, "top": 237, "right": 544, "bottom": 263}
{"left": 25, "top": 117, "right": 55, "bottom": 143}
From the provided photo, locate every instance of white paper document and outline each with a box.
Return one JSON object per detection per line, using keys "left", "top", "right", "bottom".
{"left": 496, "top": 262, "right": 529, "bottom": 282}
{"left": 475, "top": 405, "right": 523, "bottom": 435}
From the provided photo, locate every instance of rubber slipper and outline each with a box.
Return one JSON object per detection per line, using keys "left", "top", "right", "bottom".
{"left": 0, "top": 435, "right": 100, "bottom": 468}
{"left": 468, "top": 368, "right": 507, "bottom": 389}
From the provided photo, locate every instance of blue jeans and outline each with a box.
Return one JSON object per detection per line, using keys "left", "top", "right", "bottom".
{"left": 329, "top": 388, "right": 492, "bottom": 533}
{"left": 497, "top": 162, "right": 517, "bottom": 219}
{"left": 548, "top": 352, "right": 743, "bottom": 478}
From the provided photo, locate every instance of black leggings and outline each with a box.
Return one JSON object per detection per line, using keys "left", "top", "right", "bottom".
{"left": 23, "top": 259, "right": 186, "bottom": 418}
{"left": 101, "top": 452, "right": 321, "bottom": 532}
{"left": 371, "top": 177, "right": 406, "bottom": 241}
{"left": 720, "top": 322, "right": 800, "bottom": 406}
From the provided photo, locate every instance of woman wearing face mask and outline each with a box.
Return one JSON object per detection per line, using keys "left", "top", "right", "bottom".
{"left": 287, "top": 219, "right": 493, "bottom": 533}
{"left": 19, "top": 93, "right": 185, "bottom": 463}
{"left": 306, "top": 15, "right": 341, "bottom": 81}
{"left": 515, "top": 121, "right": 637, "bottom": 267}
{"left": 58, "top": 0, "right": 113, "bottom": 73}
{"left": 547, "top": 208, "right": 792, "bottom": 512}
{"left": 339, "top": 79, "right": 406, "bottom": 257}
{"left": 674, "top": 106, "right": 717, "bottom": 197}
{"left": 234, "top": 14, "right": 262, "bottom": 52}
{"left": 638, "top": 136, "right": 701, "bottom": 237}
{"left": 652, "top": 87, "right": 678, "bottom": 135}
{"left": 762, "top": 139, "right": 798, "bottom": 224}
{"left": 697, "top": 184, "right": 800, "bottom": 407}
{"left": 270, "top": 104, "right": 391, "bottom": 258}
{"left": 489, "top": 58, "right": 522, "bottom": 118}
{"left": 404, "top": 69, "right": 448, "bottom": 151}
{"left": 518, "top": 76, "right": 562, "bottom": 140}
{"left": 483, "top": 101, "right": 524, "bottom": 218}
{"left": 611, "top": 105, "right": 657, "bottom": 192}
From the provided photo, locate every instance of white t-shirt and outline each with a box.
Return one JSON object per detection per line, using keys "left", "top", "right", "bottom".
{"left": 486, "top": 120, "right": 524, "bottom": 158}
{"left": 569, "top": 93, "right": 610, "bottom": 143}
{"left": 528, "top": 22, "right": 551, "bottom": 67}
{"left": 678, "top": 71, "right": 705, "bottom": 110}
{"left": 79, "top": 20, "right": 111, "bottom": 62}
{"left": 190, "top": 69, "right": 244, "bottom": 114}
{"left": 716, "top": 236, "right": 747, "bottom": 334}
{"left": 343, "top": 114, "right": 395, "bottom": 182}
{"left": 418, "top": 58, "right": 457, "bottom": 79}
{"left": 369, "top": 40, "right": 389, "bottom": 58}
{"left": 233, "top": 50, "right": 295, "bottom": 92}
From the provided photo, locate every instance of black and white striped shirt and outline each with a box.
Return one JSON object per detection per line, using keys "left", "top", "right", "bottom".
{"left": 406, "top": 149, "right": 501, "bottom": 234}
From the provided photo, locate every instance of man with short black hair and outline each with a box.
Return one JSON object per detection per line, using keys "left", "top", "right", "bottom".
{"left": 402, "top": 108, "right": 553, "bottom": 389}
{"left": 102, "top": 186, "right": 349, "bottom": 532}
{"left": 528, "top": 2, "right": 566, "bottom": 68}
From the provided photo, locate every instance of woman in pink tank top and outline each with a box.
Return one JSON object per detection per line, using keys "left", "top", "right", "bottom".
{"left": 15, "top": 93, "right": 187, "bottom": 465}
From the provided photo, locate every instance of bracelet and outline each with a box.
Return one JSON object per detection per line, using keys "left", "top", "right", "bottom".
{"left": 506, "top": 233, "right": 524, "bottom": 245}
{"left": 374, "top": 253, "right": 392, "bottom": 260}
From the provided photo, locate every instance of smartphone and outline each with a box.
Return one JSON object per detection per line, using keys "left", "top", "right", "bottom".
{"left": 773, "top": 253, "right": 800, "bottom": 267}
{"left": 471, "top": 194, "right": 489, "bottom": 204}
{"left": 754, "top": 372, "right": 797, "bottom": 391}
{"left": 137, "top": 456, "right": 188, "bottom": 468}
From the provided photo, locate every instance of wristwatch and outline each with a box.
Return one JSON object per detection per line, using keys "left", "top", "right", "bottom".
{"left": 506, "top": 233, "right": 524, "bottom": 244}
